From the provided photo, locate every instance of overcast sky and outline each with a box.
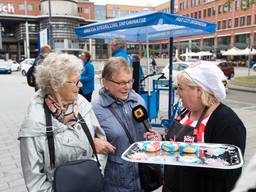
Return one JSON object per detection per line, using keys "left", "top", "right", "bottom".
{"left": 89, "top": 0, "right": 170, "bottom": 6}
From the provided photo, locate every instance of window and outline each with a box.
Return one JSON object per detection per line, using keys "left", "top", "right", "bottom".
{"left": 222, "top": 20, "right": 227, "bottom": 29}
{"left": 85, "top": 8, "right": 90, "bottom": 15}
{"left": 19, "top": 4, "right": 25, "bottom": 10}
{"left": 78, "top": 7, "right": 83, "bottom": 13}
{"left": 235, "top": 18, "right": 239, "bottom": 27}
{"left": 212, "top": 7, "right": 216, "bottom": 16}
{"left": 247, "top": 15, "right": 251, "bottom": 25}
{"left": 198, "top": 11, "right": 201, "bottom": 19}
{"left": 235, "top": 0, "right": 240, "bottom": 10}
{"left": 240, "top": 16, "right": 245, "bottom": 26}
{"left": 218, "top": 5, "right": 222, "bottom": 14}
{"left": 203, "top": 9, "right": 207, "bottom": 18}
{"left": 195, "top": 12, "right": 198, "bottom": 18}
{"left": 191, "top": 13, "right": 194, "bottom": 18}
{"left": 218, "top": 21, "right": 221, "bottom": 30}
{"left": 28, "top": 4, "right": 33, "bottom": 11}
{"left": 207, "top": 8, "right": 211, "bottom": 17}
{"left": 228, "top": 19, "right": 232, "bottom": 28}
{"left": 255, "top": 15, "right": 256, "bottom": 24}
{"left": 228, "top": 3, "right": 232, "bottom": 12}
{"left": 223, "top": 4, "right": 228, "bottom": 13}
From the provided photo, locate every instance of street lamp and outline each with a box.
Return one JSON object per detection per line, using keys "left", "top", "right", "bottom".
{"left": 24, "top": 0, "right": 30, "bottom": 58}
{"left": 48, "top": 0, "right": 54, "bottom": 48}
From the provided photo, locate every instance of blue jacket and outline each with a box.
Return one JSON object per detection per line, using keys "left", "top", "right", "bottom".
{"left": 80, "top": 61, "right": 94, "bottom": 95}
{"left": 92, "top": 88, "right": 147, "bottom": 192}
{"left": 112, "top": 48, "right": 132, "bottom": 64}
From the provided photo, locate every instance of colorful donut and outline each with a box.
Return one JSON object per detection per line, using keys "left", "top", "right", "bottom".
{"left": 161, "top": 142, "right": 179, "bottom": 152}
{"left": 180, "top": 143, "right": 198, "bottom": 154}
{"left": 143, "top": 141, "right": 161, "bottom": 152}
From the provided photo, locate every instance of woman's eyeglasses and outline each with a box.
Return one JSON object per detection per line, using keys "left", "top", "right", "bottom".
{"left": 108, "top": 79, "right": 134, "bottom": 87}
{"left": 66, "top": 80, "right": 81, "bottom": 87}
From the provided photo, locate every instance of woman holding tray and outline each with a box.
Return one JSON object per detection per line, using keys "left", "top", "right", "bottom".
{"left": 150, "top": 61, "right": 246, "bottom": 192}
{"left": 92, "top": 57, "right": 160, "bottom": 192}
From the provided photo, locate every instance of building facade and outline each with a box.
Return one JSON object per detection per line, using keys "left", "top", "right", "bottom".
{"left": 0, "top": 0, "right": 93, "bottom": 61}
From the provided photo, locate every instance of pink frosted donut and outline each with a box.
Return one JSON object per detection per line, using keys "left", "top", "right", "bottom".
{"left": 143, "top": 141, "right": 161, "bottom": 152}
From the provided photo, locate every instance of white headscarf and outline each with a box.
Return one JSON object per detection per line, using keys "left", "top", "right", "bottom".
{"left": 184, "top": 61, "right": 227, "bottom": 101}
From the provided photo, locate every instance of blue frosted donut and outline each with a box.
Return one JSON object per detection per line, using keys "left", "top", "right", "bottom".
{"left": 161, "top": 142, "right": 178, "bottom": 152}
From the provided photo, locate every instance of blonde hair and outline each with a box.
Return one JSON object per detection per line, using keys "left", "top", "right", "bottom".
{"left": 176, "top": 71, "right": 219, "bottom": 107}
{"left": 35, "top": 53, "right": 83, "bottom": 95}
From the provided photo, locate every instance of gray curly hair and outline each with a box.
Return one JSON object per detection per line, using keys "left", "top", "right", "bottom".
{"left": 35, "top": 53, "right": 83, "bottom": 95}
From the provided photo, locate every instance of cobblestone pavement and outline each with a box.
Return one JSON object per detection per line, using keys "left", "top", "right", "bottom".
{"left": 0, "top": 72, "right": 255, "bottom": 192}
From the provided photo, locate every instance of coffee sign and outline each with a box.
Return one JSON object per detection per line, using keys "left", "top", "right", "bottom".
{"left": 0, "top": 3, "right": 15, "bottom": 14}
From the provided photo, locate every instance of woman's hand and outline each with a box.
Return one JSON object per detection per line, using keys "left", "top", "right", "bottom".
{"left": 144, "top": 128, "right": 162, "bottom": 141}
{"left": 94, "top": 138, "right": 116, "bottom": 154}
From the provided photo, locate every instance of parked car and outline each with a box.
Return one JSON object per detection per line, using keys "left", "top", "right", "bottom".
{"left": 20, "top": 58, "right": 35, "bottom": 76}
{"left": 251, "top": 63, "right": 256, "bottom": 72}
{"left": 217, "top": 61, "right": 234, "bottom": 79}
{"left": 0, "top": 59, "right": 12, "bottom": 74}
{"left": 9, "top": 60, "right": 21, "bottom": 71}
{"left": 162, "top": 61, "right": 193, "bottom": 79}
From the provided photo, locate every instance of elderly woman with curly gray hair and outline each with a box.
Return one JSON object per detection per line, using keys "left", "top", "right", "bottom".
{"left": 18, "top": 53, "right": 115, "bottom": 192}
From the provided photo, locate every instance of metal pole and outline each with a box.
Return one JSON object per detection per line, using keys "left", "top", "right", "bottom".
{"left": 168, "top": 0, "right": 175, "bottom": 120}
{"left": 48, "top": 0, "right": 54, "bottom": 48}
{"left": 25, "top": 0, "right": 30, "bottom": 58}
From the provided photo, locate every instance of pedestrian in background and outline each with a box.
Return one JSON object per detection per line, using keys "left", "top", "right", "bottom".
{"left": 19, "top": 53, "right": 114, "bottom": 192}
{"left": 26, "top": 45, "right": 52, "bottom": 91}
{"left": 79, "top": 51, "right": 95, "bottom": 102}
{"left": 151, "top": 55, "right": 157, "bottom": 73}
{"left": 111, "top": 37, "right": 132, "bottom": 64}
{"left": 92, "top": 57, "right": 151, "bottom": 191}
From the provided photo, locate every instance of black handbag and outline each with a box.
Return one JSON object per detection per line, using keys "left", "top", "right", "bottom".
{"left": 43, "top": 102, "right": 103, "bottom": 192}
{"left": 166, "top": 107, "right": 208, "bottom": 142}
{"left": 108, "top": 107, "right": 163, "bottom": 192}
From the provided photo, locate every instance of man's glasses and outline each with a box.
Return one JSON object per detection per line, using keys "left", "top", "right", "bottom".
{"left": 108, "top": 79, "right": 134, "bottom": 87}
{"left": 66, "top": 80, "right": 80, "bottom": 87}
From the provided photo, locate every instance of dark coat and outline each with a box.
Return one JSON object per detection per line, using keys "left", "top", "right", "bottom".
{"left": 163, "top": 103, "right": 246, "bottom": 192}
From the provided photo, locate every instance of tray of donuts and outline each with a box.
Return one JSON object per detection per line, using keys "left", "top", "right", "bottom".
{"left": 121, "top": 141, "right": 243, "bottom": 169}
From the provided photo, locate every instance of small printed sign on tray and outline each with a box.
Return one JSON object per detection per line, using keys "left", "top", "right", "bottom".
{"left": 121, "top": 141, "right": 243, "bottom": 169}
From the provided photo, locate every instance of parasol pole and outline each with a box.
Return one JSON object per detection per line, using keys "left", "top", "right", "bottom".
{"left": 146, "top": 30, "right": 151, "bottom": 95}
{"left": 168, "top": 0, "right": 175, "bottom": 120}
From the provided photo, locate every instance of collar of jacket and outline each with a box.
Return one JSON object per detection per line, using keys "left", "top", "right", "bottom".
{"left": 99, "top": 87, "right": 138, "bottom": 108}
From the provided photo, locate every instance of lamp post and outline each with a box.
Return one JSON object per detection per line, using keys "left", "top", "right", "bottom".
{"left": 168, "top": 0, "right": 175, "bottom": 120}
{"left": 25, "top": 0, "right": 30, "bottom": 58}
{"left": 48, "top": 0, "right": 54, "bottom": 48}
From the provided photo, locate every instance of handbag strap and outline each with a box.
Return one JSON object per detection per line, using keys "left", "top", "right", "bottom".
{"left": 77, "top": 113, "right": 101, "bottom": 167}
{"left": 43, "top": 101, "right": 55, "bottom": 169}
{"left": 108, "top": 107, "right": 134, "bottom": 144}
{"left": 43, "top": 102, "right": 101, "bottom": 169}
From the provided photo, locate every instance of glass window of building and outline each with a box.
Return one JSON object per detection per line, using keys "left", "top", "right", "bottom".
{"left": 228, "top": 4, "right": 232, "bottom": 12}
{"left": 217, "top": 36, "right": 231, "bottom": 49}
{"left": 28, "top": 4, "right": 33, "bottom": 11}
{"left": 241, "top": 0, "right": 247, "bottom": 10}
{"left": 240, "top": 16, "right": 245, "bottom": 26}
{"left": 198, "top": 10, "right": 201, "bottom": 18}
{"left": 228, "top": 19, "right": 232, "bottom": 28}
{"left": 19, "top": 4, "right": 25, "bottom": 10}
{"left": 207, "top": 8, "right": 211, "bottom": 17}
{"left": 195, "top": 12, "right": 198, "bottom": 18}
{"left": 85, "top": 8, "right": 90, "bottom": 15}
{"left": 223, "top": 4, "right": 227, "bottom": 13}
{"left": 235, "top": 18, "right": 239, "bottom": 27}
{"left": 203, "top": 38, "right": 214, "bottom": 49}
{"left": 217, "top": 21, "right": 221, "bottom": 30}
{"left": 218, "top": 5, "right": 222, "bottom": 14}
{"left": 212, "top": 7, "right": 216, "bottom": 16}
{"left": 235, "top": 0, "right": 240, "bottom": 10}
{"left": 191, "top": 13, "right": 194, "bottom": 18}
{"left": 203, "top": 9, "right": 207, "bottom": 17}
{"left": 235, "top": 34, "right": 249, "bottom": 48}
{"left": 247, "top": 15, "right": 251, "bottom": 25}
{"left": 222, "top": 20, "right": 227, "bottom": 29}
{"left": 78, "top": 7, "right": 83, "bottom": 13}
